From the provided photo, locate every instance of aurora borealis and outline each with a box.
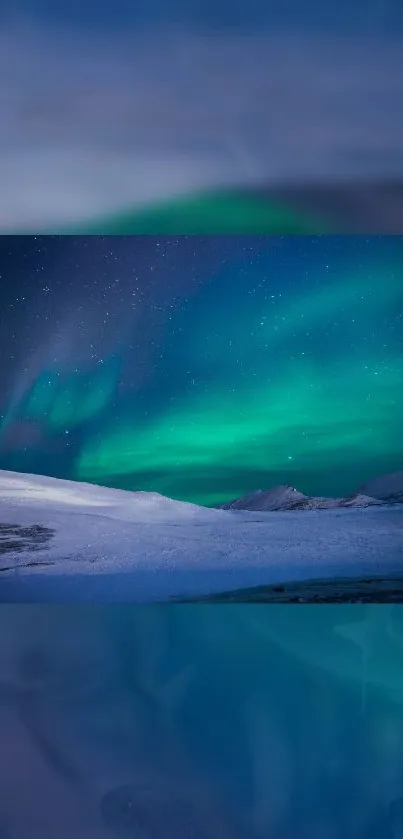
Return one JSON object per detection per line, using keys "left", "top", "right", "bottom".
{"left": 0, "top": 235, "right": 402, "bottom": 506}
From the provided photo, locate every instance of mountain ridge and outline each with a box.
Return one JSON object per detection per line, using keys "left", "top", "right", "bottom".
{"left": 218, "top": 471, "right": 403, "bottom": 511}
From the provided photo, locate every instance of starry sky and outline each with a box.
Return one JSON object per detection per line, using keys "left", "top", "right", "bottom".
{"left": 0, "top": 235, "right": 402, "bottom": 507}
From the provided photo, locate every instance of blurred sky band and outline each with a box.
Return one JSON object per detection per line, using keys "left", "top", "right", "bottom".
{"left": 1, "top": 0, "right": 403, "bottom": 233}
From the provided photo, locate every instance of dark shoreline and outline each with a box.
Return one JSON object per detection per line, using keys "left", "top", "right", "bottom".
{"left": 171, "top": 575, "right": 403, "bottom": 603}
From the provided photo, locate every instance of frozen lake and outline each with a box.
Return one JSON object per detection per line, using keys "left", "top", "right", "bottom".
{"left": 1, "top": 601, "right": 403, "bottom": 837}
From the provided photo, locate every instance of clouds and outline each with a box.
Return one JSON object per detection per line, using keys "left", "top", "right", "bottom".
{"left": 1, "top": 23, "right": 403, "bottom": 230}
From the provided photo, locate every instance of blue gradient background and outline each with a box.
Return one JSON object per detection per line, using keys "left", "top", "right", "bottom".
{"left": 0, "top": 603, "right": 402, "bottom": 838}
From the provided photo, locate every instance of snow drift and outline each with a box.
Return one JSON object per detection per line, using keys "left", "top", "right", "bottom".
{"left": 0, "top": 469, "right": 402, "bottom": 601}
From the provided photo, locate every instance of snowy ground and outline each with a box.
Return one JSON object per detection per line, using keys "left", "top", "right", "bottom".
{"left": 0, "top": 470, "right": 402, "bottom": 601}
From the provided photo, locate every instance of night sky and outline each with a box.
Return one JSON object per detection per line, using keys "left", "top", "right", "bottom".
{"left": 0, "top": 235, "right": 402, "bottom": 507}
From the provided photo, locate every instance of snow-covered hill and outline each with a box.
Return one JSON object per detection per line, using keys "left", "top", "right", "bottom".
{"left": 340, "top": 493, "right": 383, "bottom": 508}
{"left": 358, "top": 472, "right": 403, "bottom": 503}
{"left": 219, "top": 485, "right": 384, "bottom": 512}
{"left": 0, "top": 469, "right": 224, "bottom": 523}
{"left": 219, "top": 485, "right": 307, "bottom": 511}
{"left": 0, "top": 469, "right": 402, "bottom": 601}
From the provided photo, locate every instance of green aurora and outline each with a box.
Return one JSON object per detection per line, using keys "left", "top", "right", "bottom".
{"left": 0, "top": 236, "right": 402, "bottom": 506}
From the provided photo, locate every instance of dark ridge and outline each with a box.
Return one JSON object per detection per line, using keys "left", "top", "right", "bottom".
{"left": 172, "top": 575, "right": 403, "bottom": 603}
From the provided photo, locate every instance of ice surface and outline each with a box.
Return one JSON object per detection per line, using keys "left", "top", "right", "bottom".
{"left": 0, "top": 469, "right": 401, "bottom": 601}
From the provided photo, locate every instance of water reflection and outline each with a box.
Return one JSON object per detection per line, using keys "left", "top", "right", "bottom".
{"left": 0, "top": 604, "right": 402, "bottom": 837}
